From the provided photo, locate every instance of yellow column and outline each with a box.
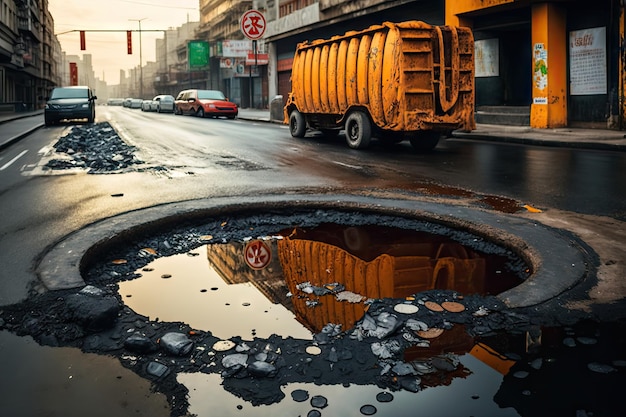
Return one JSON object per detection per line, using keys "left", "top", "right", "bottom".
{"left": 530, "top": 3, "right": 567, "bottom": 128}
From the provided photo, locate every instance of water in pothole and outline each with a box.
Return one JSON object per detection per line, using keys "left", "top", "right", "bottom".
{"left": 115, "top": 223, "right": 545, "bottom": 416}
{"left": 119, "top": 223, "right": 526, "bottom": 340}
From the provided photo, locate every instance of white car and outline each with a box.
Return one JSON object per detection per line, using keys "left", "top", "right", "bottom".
{"left": 141, "top": 95, "right": 175, "bottom": 113}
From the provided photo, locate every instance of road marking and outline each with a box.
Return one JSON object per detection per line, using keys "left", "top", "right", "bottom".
{"left": 332, "top": 161, "right": 363, "bottom": 170}
{"left": 0, "top": 150, "right": 29, "bottom": 171}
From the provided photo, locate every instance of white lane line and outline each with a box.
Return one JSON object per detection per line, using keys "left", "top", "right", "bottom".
{"left": 0, "top": 150, "right": 29, "bottom": 171}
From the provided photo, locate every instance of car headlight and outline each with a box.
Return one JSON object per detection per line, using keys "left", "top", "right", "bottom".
{"left": 208, "top": 104, "right": 216, "bottom": 109}
{"left": 80, "top": 103, "right": 90, "bottom": 109}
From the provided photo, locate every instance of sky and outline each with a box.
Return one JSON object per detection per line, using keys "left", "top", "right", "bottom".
{"left": 49, "top": 0, "right": 200, "bottom": 85}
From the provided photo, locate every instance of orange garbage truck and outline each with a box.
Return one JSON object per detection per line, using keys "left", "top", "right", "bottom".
{"left": 284, "top": 20, "right": 475, "bottom": 150}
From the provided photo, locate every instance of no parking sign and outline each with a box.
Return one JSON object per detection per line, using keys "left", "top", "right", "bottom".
{"left": 240, "top": 10, "right": 266, "bottom": 40}
{"left": 244, "top": 239, "right": 272, "bottom": 270}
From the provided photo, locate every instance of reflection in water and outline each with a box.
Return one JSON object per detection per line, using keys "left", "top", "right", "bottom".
{"left": 277, "top": 224, "right": 523, "bottom": 333}
{"left": 119, "top": 247, "right": 312, "bottom": 340}
{"left": 121, "top": 223, "right": 524, "bottom": 340}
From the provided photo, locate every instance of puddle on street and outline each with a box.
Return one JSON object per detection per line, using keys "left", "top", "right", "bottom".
{"left": 0, "top": 331, "right": 170, "bottom": 417}
{"left": 115, "top": 223, "right": 549, "bottom": 415}
{"left": 119, "top": 223, "right": 526, "bottom": 340}
{"left": 179, "top": 353, "right": 519, "bottom": 417}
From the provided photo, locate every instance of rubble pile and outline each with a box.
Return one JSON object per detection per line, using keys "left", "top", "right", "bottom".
{"left": 44, "top": 122, "right": 142, "bottom": 173}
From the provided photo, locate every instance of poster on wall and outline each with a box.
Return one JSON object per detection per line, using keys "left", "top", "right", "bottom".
{"left": 475, "top": 39, "right": 499, "bottom": 77}
{"left": 569, "top": 27, "right": 607, "bottom": 95}
{"left": 533, "top": 43, "right": 548, "bottom": 104}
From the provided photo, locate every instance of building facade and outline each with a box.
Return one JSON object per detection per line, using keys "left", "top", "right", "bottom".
{"left": 1, "top": 0, "right": 62, "bottom": 110}
{"left": 447, "top": 0, "right": 622, "bottom": 129}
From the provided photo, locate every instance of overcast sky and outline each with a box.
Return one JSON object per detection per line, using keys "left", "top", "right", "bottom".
{"left": 49, "top": 0, "right": 200, "bottom": 84}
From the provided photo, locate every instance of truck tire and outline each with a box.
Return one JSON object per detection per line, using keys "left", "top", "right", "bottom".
{"left": 409, "top": 131, "right": 441, "bottom": 151}
{"left": 345, "top": 111, "right": 371, "bottom": 149}
{"left": 289, "top": 110, "right": 306, "bottom": 138}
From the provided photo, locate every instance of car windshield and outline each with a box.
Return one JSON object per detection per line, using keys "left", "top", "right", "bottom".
{"left": 160, "top": 96, "right": 174, "bottom": 102}
{"left": 50, "top": 88, "right": 88, "bottom": 99}
{"left": 197, "top": 90, "right": 225, "bottom": 100}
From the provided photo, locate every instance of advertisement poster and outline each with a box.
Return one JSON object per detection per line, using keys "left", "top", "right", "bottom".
{"left": 475, "top": 39, "right": 499, "bottom": 77}
{"left": 569, "top": 27, "right": 607, "bottom": 95}
{"left": 533, "top": 43, "right": 548, "bottom": 104}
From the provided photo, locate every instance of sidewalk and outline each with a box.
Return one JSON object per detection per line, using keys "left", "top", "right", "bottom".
{"left": 240, "top": 108, "right": 626, "bottom": 151}
{"left": 2, "top": 108, "right": 626, "bottom": 152}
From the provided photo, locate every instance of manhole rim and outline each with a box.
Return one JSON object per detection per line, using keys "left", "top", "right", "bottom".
{"left": 36, "top": 193, "right": 592, "bottom": 308}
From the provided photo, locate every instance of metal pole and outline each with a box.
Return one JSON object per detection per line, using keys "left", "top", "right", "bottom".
{"left": 129, "top": 18, "right": 146, "bottom": 98}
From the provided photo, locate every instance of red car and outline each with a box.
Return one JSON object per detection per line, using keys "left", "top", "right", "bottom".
{"left": 174, "top": 89, "right": 238, "bottom": 119}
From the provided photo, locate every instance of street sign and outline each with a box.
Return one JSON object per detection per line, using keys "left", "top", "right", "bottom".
{"left": 240, "top": 10, "right": 266, "bottom": 40}
{"left": 244, "top": 240, "right": 272, "bottom": 270}
{"left": 246, "top": 52, "right": 269, "bottom": 66}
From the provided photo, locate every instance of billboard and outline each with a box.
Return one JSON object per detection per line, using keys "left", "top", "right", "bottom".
{"left": 188, "top": 40, "right": 209, "bottom": 69}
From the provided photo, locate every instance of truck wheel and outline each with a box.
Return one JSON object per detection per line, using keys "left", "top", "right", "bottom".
{"left": 289, "top": 110, "right": 306, "bottom": 138}
{"left": 409, "top": 131, "right": 441, "bottom": 151}
{"left": 345, "top": 111, "right": 371, "bottom": 149}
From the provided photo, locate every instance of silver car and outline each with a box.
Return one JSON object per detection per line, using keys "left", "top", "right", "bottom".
{"left": 153, "top": 94, "right": 175, "bottom": 113}
{"left": 141, "top": 95, "right": 175, "bottom": 113}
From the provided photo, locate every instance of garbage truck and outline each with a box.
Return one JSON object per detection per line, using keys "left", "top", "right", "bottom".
{"left": 284, "top": 20, "right": 475, "bottom": 150}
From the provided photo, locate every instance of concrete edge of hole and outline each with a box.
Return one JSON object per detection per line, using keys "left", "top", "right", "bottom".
{"left": 36, "top": 193, "right": 594, "bottom": 309}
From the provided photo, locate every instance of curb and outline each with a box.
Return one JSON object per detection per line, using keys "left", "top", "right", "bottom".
{"left": 451, "top": 131, "right": 626, "bottom": 152}
{"left": 0, "top": 122, "right": 45, "bottom": 151}
{"left": 36, "top": 193, "right": 593, "bottom": 309}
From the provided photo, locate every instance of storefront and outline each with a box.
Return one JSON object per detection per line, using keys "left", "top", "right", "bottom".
{"left": 447, "top": 0, "right": 623, "bottom": 129}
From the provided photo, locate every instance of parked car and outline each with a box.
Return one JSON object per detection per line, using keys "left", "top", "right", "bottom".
{"left": 154, "top": 95, "right": 175, "bottom": 113}
{"left": 107, "top": 98, "right": 124, "bottom": 106}
{"left": 174, "top": 89, "right": 238, "bottom": 119}
{"left": 141, "top": 95, "right": 175, "bottom": 113}
{"left": 141, "top": 99, "right": 153, "bottom": 111}
{"left": 123, "top": 98, "right": 133, "bottom": 107}
{"left": 129, "top": 98, "right": 143, "bottom": 109}
{"left": 44, "top": 86, "right": 97, "bottom": 126}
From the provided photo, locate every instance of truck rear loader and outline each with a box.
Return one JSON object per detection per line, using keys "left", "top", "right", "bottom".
{"left": 284, "top": 20, "right": 475, "bottom": 150}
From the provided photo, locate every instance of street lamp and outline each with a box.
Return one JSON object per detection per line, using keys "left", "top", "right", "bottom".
{"left": 129, "top": 18, "right": 146, "bottom": 98}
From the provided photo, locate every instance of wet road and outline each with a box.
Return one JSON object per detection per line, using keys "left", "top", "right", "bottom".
{"left": 1, "top": 106, "right": 625, "bottom": 416}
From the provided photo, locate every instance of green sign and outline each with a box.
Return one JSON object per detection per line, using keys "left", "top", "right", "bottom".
{"left": 188, "top": 40, "right": 209, "bottom": 69}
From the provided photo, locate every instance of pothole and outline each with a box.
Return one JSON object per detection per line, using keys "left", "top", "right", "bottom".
{"left": 118, "top": 223, "right": 527, "bottom": 341}
{"left": 20, "top": 198, "right": 606, "bottom": 417}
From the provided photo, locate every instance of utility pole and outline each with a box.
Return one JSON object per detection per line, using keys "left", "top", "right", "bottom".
{"left": 129, "top": 18, "right": 146, "bottom": 98}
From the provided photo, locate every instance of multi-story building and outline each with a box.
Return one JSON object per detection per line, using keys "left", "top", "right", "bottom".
{"left": 197, "top": 0, "right": 268, "bottom": 108}
{"left": 1, "top": 0, "right": 63, "bottom": 110}
{"left": 153, "top": 21, "right": 200, "bottom": 97}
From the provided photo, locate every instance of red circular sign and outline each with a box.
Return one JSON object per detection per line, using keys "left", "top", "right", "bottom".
{"left": 244, "top": 240, "right": 272, "bottom": 270}
{"left": 240, "top": 10, "right": 266, "bottom": 40}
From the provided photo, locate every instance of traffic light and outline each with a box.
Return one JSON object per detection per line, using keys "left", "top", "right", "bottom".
{"left": 127, "top": 31, "right": 132, "bottom": 54}
{"left": 80, "top": 31, "right": 86, "bottom": 50}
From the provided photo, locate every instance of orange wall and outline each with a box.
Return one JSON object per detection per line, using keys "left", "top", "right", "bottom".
{"left": 446, "top": 0, "right": 515, "bottom": 26}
